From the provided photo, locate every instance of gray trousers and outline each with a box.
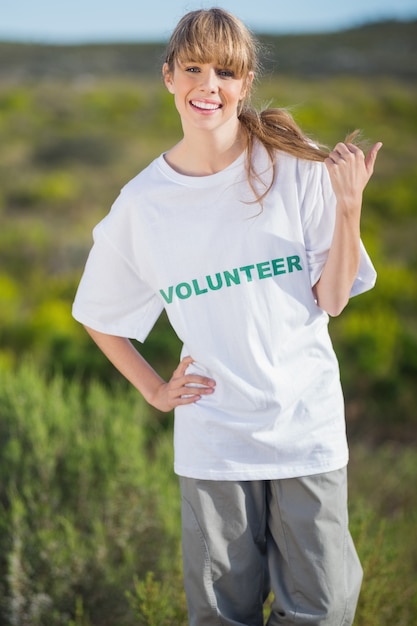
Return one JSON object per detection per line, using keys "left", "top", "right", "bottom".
{"left": 179, "top": 468, "right": 362, "bottom": 626}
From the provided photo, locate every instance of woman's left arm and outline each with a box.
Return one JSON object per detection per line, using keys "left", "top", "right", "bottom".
{"left": 314, "top": 140, "right": 382, "bottom": 316}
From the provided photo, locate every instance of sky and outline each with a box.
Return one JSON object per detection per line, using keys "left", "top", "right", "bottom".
{"left": 1, "top": 0, "right": 416, "bottom": 43}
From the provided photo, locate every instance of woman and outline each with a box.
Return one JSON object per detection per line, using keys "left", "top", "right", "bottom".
{"left": 73, "top": 8, "right": 382, "bottom": 625}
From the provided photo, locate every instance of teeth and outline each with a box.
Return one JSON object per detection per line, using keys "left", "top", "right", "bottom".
{"left": 191, "top": 101, "right": 221, "bottom": 110}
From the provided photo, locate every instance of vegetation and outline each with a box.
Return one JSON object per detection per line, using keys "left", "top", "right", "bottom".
{"left": 0, "top": 22, "right": 416, "bottom": 625}
{"left": 0, "top": 363, "right": 416, "bottom": 625}
{"left": 0, "top": 362, "right": 185, "bottom": 625}
{"left": 1, "top": 72, "right": 416, "bottom": 440}
{"left": 1, "top": 20, "right": 416, "bottom": 80}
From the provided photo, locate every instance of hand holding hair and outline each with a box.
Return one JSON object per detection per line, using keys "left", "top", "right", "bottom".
{"left": 325, "top": 139, "right": 383, "bottom": 208}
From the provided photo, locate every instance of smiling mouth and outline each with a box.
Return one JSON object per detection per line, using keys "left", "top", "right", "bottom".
{"left": 190, "top": 100, "right": 222, "bottom": 111}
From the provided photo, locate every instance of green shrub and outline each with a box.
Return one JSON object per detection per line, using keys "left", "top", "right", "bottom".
{"left": 0, "top": 72, "right": 417, "bottom": 624}
{"left": 349, "top": 445, "right": 417, "bottom": 626}
{"left": 0, "top": 361, "right": 180, "bottom": 625}
{"left": 126, "top": 570, "right": 187, "bottom": 626}
{"left": 9, "top": 171, "right": 80, "bottom": 208}
{"left": 0, "top": 364, "right": 416, "bottom": 625}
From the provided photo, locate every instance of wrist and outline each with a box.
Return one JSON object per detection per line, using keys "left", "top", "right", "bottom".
{"left": 335, "top": 200, "right": 362, "bottom": 226}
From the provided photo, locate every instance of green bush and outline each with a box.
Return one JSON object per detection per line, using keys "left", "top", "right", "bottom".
{"left": 1, "top": 42, "right": 416, "bottom": 625}
{"left": 349, "top": 445, "right": 417, "bottom": 625}
{"left": 0, "top": 363, "right": 416, "bottom": 625}
{"left": 2, "top": 75, "right": 417, "bottom": 440}
{"left": 0, "top": 362, "right": 181, "bottom": 625}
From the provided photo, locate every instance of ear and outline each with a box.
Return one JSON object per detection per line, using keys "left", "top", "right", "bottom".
{"left": 162, "top": 63, "right": 175, "bottom": 94}
{"left": 241, "top": 71, "right": 254, "bottom": 99}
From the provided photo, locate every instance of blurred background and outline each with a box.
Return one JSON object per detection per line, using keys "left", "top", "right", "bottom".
{"left": 1, "top": 0, "right": 417, "bottom": 41}
{"left": 0, "top": 1, "right": 416, "bottom": 625}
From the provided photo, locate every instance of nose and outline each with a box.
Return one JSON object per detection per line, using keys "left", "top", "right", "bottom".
{"left": 199, "top": 68, "right": 219, "bottom": 93}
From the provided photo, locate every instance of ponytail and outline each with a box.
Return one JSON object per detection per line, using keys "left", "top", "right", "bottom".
{"left": 239, "top": 106, "right": 328, "bottom": 162}
{"left": 239, "top": 105, "right": 360, "bottom": 203}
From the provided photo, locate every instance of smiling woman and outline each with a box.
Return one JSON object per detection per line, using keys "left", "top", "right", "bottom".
{"left": 161, "top": 8, "right": 257, "bottom": 175}
{"left": 72, "top": 7, "right": 381, "bottom": 626}
{"left": 161, "top": 59, "right": 251, "bottom": 171}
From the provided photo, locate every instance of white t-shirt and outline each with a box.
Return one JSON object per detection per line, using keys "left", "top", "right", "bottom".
{"left": 73, "top": 143, "right": 376, "bottom": 480}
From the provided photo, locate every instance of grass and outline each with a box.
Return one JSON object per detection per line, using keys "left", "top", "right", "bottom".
{"left": 0, "top": 67, "right": 416, "bottom": 624}
{"left": 0, "top": 361, "right": 415, "bottom": 625}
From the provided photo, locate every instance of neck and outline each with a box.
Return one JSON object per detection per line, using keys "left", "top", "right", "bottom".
{"left": 165, "top": 122, "right": 246, "bottom": 177}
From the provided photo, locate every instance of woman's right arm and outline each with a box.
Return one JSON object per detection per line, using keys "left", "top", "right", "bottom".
{"left": 84, "top": 326, "right": 216, "bottom": 413}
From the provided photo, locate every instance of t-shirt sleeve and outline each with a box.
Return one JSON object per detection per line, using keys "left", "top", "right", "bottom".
{"left": 301, "top": 160, "right": 376, "bottom": 298}
{"left": 72, "top": 212, "right": 163, "bottom": 342}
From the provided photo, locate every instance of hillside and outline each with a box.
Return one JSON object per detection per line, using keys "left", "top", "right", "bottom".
{"left": 0, "top": 17, "right": 416, "bottom": 444}
{"left": 0, "top": 26, "right": 416, "bottom": 623}
{"left": 0, "top": 19, "right": 416, "bottom": 80}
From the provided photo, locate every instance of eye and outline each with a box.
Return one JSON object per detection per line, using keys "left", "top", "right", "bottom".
{"left": 185, "top": 66, "right": 200, "bottom": 73}
{"left": 217, "top": 69, "right": 235, "bottom": 78}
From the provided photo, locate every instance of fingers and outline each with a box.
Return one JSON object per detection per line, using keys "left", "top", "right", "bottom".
{"left": 325, "top": 139, "right": 382, "bottom": 196}
{"left": 326, "top": 142, "right": 363, "bottom": 164}
{"left": 327, "top": 140, "right": 382, "bottom": 168}
{"left": 173, "top": 356, "right": 215, "bottom": 391}
{"left": 173, "top": 355, "right": 194, "bottom": 377}
{"left": 365, "top": 141, "right": 383, "bottom": 174}
{"left": 168, "top": 356, "right": 216, "bottom": 406}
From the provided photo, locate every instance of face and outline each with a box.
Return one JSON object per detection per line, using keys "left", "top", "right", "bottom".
{"left": 163, "top": 60, "right": 253, "bottom": 136}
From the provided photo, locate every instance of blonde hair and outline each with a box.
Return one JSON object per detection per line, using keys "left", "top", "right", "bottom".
{"left": 164, "top": 8, "right": 356, "bottom": 200}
